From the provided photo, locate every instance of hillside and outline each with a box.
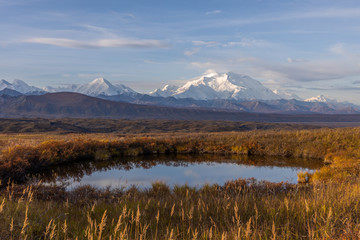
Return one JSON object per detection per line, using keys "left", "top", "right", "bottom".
{"left": 1, "top": 92, "right": 360, "bottom": 122}
{"left": 0, "top": 118, "right": 321, "bottom": 133}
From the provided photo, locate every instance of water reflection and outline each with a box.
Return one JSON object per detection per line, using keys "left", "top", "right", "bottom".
{"left": 30, "top": 154, "right": 323, "bottom": 189}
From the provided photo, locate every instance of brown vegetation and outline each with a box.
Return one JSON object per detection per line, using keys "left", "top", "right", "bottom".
{"left": 0, "top": 127, "right": 359, "bottom": 183}
{"left": 0, "top": 178, "right": 359, "bottom": 239}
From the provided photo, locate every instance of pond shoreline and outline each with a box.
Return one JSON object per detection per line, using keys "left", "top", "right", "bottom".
{"left": 28, "top": 154, "right": 322, "bottom": 189}
{"left": 0, "top": 130, "right": 328, "bottom": 184}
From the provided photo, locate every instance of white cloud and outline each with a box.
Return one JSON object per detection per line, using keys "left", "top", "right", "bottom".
{"left": 207, "top": 8, "right": 360, "bottom": 29}
{"left": 190, "top": 55, "right": 360, "bottom": 85}
{"left": 329, "top": 43, "right": 345, "bottom": 55}
{"left": 188, "top": 57, "right": 360, "bottom": 103}
{"left": 205, "top": 10, "right": 222, "bottom": 15}
{"left": 190, "top": 57, "right": 260, "bottom": 73}
{"left": 81, "top": 24, "right": 117, "bottom": 38}
{"left": 226, "top": 41, "right": 253, "bottom": 47}
{"left": 225, "top": 38, "right": 270, "bottom": 47}
{"left": 184, "top": 48, "right": 200, "bottom": 56}
{"left": 24, "top": 37, "right": 168, "bottom": 49}
{"left": 287, "top": 58, "right": 308, "bottom": 63}
{"left": 191, "top": 61, "right": 221, "bottom": 70}
{"left": 192, "top": 38, "right": 270, "bottom": 49}
{"left": 204, "top": 69, "right": 218, "bottom": 74}
{"left": 192, "top": 40, "right": 220, "bottom": 47}
{"left": 261, "top": 60, "right": 360, "bottom": 83}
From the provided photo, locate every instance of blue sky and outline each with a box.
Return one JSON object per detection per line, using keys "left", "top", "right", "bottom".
{"left": 1, "top": 0, "right": 360, "bottom": 103}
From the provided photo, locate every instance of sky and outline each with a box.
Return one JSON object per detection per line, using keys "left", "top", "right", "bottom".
{"left": 1, "top": 0, "right": 360, "bottom": 103}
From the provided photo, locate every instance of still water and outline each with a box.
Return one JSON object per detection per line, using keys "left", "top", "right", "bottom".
{"left": 32, "top": 154, "right": 322, "bottom": 189}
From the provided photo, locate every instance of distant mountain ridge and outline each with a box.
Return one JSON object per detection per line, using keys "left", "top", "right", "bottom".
{"left": 0, "top": 79, "right": 44, "bottom": 94}
{"left": 44, "top": 77, "right": 136, "bottom": 96}
{"left": 1, "top": 72, "right": 359, "bottom": 114}
{"left": 1, "top": 92, "right": 360, "bottom": 122}
{"left": 0, "top": 88, "right": 23, "bottom": 97}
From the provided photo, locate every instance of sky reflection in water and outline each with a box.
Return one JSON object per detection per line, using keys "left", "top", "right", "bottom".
{"left": 63, "top": 161, "right": 312, "bottom": 189}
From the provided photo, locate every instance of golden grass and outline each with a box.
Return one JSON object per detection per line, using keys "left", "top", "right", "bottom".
{"left": 1, "top": 128, "right": 360, "bottom": 183}
{"left": 0, "top": 179, "right": 360, "bottom": 239}
{"left": 0, "top": 127, "right": 360, "bottom": 239}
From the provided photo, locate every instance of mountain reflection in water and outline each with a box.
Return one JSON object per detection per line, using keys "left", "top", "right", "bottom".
{"left": 30, "top": 154, "right": 323, "bottom": 189}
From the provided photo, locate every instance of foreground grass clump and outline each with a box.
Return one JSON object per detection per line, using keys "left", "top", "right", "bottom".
{"left": 0, "top": 179, "right": 359, "bottom": 239}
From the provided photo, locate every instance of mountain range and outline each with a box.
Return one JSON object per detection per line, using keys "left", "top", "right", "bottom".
{"left": 43, "top": 77, "right": 136, "bottom": 97}
{"left": 1, "top": 92, "right": 360, "bottom": 123}
{"left": 0, "top": 72, "right": 359, "bottom": 115}
{"left": 0, "top": 79, "right": 44, "bottom": 95}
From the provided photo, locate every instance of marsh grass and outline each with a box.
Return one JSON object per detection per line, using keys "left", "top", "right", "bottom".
{"left": 0, "top": 179, "right": 360, "bottom": 239}
{"left": 1, "top": 127, "right": 360, "bottom": 183}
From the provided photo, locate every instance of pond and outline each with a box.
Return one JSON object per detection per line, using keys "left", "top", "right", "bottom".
{"left": 30, "top": 154, "right": 323, "bottom": 189}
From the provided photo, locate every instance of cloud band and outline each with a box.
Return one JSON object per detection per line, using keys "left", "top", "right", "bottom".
{"left": 24, "top": 37, "right": 167, "bottom": 49}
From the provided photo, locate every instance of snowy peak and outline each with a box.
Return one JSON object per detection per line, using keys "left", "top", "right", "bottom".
{"left": 162, "top": 84, "right": 178, "bottom": 92}
{"left": 86, "top": 77, "right": 112, "bottom": 88}
{"left": 76, "top": 77, "right": 118, "bottom": 96}
{"left": 150, "top": 84, "right": 178, "bottom": 97}
{"left": 12, "top": 79, "right": 43, "bottom": 94}
{"left": 44, "top": 77, "right": 137, "bottom": 97}
{"left": 92, "top": 77, "right": 108, "bottom": 84}
{"left": 305, "top": 95, "right": 336, "bottom": 103}
{"left": 77, "top": 77, "right": 137, "bottom": 96}
{"left": 151, "top": 72, "right": 279, "bottom": 100}
{"left": 0, "top": 79, "right": 42, "bottom": 94}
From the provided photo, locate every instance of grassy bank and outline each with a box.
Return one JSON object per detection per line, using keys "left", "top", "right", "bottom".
{"left": 1, "top": 127, "right": 360, "bottom": 182}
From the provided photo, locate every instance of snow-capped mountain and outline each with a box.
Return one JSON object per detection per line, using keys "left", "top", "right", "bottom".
{"left": 273, "top": 89, "right": 302, "bottom": 100}
{"left": 305, "top": 95, "right": 336, "bottom": 103}
{"left": 44, "top": 77, "right": 137, "bottom": 97}
{"left": 302, "top": 95, "right": 360, "bottom": 113}
{"left": 150, "top": 72, "right": 279, "bottom": 100}
{"left": 0, "top": 79, "right": 43, "bottom": 94}
{"left": 76, "top": 77, "right": 136, "bottom": 96}
{"left": 1, "top": 74, "right": 360, "bottom": 114}
{"left": 150, "top": 85, "right": 178, "bottom": 98}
